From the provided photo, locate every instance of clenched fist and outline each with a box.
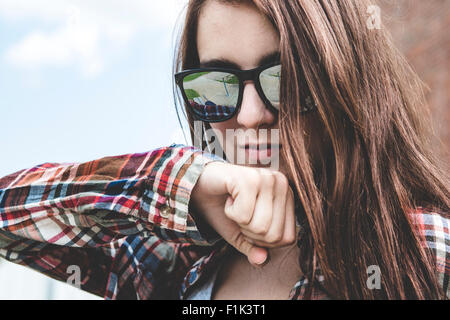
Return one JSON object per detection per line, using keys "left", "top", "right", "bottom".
{"left": 189, "top": 161, "right": 297, "bottom": 266}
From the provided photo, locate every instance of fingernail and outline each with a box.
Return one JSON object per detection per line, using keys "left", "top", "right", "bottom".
{"left": 254, "top": 252, "right": 270, "bottom": 267}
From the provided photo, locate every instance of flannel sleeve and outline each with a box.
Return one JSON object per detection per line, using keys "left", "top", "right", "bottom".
{"left": 409, "top": 207, "right": 450, "bottom": 299}
{"left": 0, "top": 143, "right": 227, "bottom": 299}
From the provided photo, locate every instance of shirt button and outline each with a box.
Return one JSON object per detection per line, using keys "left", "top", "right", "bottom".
{"left": 160, "top": 201, "right": 172, "bottom": 218}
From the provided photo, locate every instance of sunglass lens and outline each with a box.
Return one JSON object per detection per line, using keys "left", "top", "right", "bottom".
{"left": 182, "top": 71, "right": 239, "bottom": 121}
{"left": 259, "top": 64, "right": 281, "bottom": 110}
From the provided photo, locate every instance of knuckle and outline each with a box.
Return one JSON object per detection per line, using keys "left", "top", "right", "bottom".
{"left": 274, "top": 172, "right": 288, "bottom": 191}
{"left": 262, "top": 172, "right": 275, "bottom": 188}
{"left": 284, "top": 233, "right": 296, "bottom": 245}
{"left": 238, "top": 214, "right": 252, "bottom": 225}
{"left": 224, "top": 206, "right": 237, "bottom": 220}
{"left": 276, "top": 172, "right": 289, "bottom": 187}
{"left": 251, "top": 223, "right": 270, "bottom": 235}
{"left": 248, "top": 169, "right": 261, "bottom": 185}
{"left": 224, "top": 202, "right": 252, "bottom": 225}
{"left": 230, "top": 212, "right": 250, "bottom": 225}
{"left": 273, "top": 170, "right": 285, "bottom": 180}
{"left": 224, "top": 205, "right": 233, "bottom": 218}
{"left": 265, "top": 232, "right": 282, "bottom": 243}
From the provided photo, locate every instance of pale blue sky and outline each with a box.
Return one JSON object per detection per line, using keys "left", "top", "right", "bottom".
{"left": 0, "top": 0, "right": 190, "bottom": 177}
{"left": 0, "top": 0, "right": 191, "bottom": 299}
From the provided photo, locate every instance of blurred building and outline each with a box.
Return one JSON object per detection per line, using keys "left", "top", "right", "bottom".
{"left": 380, "top": 0, "right": 449, "bottom": 162}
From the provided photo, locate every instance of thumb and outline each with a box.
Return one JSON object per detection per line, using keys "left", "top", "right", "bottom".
{"left": 232, "top": 233, "right": 268, "bottom": 266}
{"left": 247, "top": 245, "right": 269, "bottom": 266}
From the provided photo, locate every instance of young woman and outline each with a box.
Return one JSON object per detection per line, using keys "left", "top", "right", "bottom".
{"left": 0, "top": 0, "right": 449, "bottom": 300}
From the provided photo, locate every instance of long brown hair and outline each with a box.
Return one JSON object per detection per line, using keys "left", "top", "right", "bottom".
{"left": 172, "top": 0, "right": 450, "bottom": 299}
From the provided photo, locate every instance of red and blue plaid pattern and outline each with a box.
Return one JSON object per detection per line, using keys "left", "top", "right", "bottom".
{"left": 0, "top": 144, "right": 225, "bottom": 299}
{"left": 189, "top": 100, "right": 236, "bottom": 121}
{"left": 409, "top": 208, "right": 450, "bottom": 297}
{"left": 0, "top": 144, "right": 448, "bottom": 299}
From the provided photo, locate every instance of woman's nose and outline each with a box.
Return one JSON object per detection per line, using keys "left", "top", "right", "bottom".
{"left": 236, "top": 82, "right": 276, "bottom": 128}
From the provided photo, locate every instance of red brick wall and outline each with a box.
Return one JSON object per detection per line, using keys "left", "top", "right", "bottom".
{"left": 379, "top": 0, "right": 449, "bottom": 162}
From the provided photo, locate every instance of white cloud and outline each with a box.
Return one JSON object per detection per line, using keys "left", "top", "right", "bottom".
{"left": 0, "top": 0, "right": 188, "bottom": 77}
{"left": 5, "top": 20, "right": 103, "bottom": 76}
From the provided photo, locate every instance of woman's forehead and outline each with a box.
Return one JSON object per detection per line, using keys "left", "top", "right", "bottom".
{"left": 196, "top": 0, "right": 280, "bottom": 70}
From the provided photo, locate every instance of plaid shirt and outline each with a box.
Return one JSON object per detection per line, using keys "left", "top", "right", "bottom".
{"left": 0, "top": 144, "right": 448, "bottom": 299}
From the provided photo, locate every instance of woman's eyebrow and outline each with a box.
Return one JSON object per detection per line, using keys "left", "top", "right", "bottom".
{"left": 199, "top": 58, "right": 239, "bottom": 69}
{"left": 199, "top": 51, "right": 281, "bottom": 69}
{"left": 258, "top": 51, "right": 281, "bottom": 66}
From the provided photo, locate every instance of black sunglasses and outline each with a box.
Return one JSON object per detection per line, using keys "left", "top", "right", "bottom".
{"left": 175, "top": 62, "right": 316, "bottom": 123}
{"left": 175, "top": 62, "right": 276, "bottom": 123}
